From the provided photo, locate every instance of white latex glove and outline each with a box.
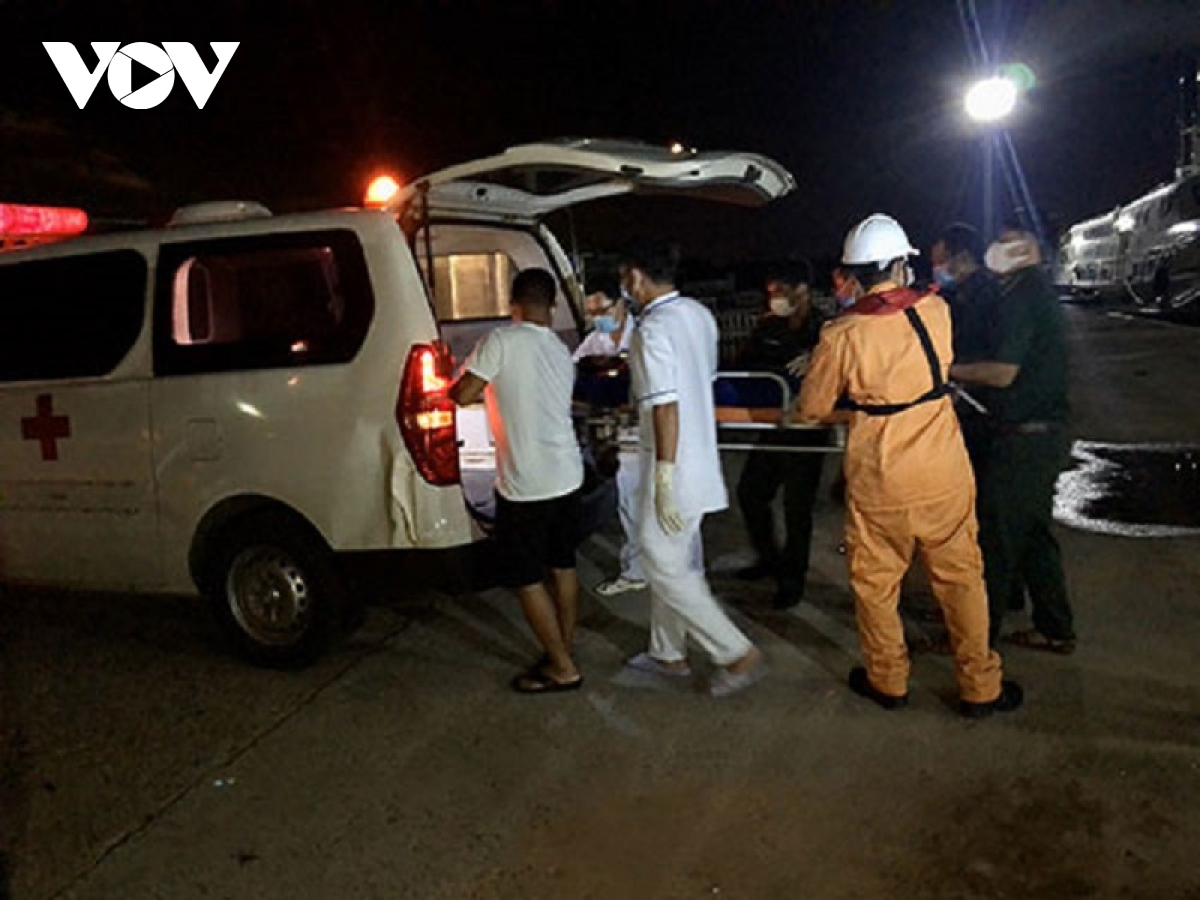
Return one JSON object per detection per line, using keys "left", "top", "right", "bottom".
{"left": 785, "top": 352, "right": 811, "bottom": 379}
{"left": 653, "top": 461, "right": 685, "bottom": 535}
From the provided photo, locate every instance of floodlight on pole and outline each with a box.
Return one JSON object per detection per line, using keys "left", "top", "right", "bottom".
{"left": 964, "top": 76, "right": 1018, "bottom": 123}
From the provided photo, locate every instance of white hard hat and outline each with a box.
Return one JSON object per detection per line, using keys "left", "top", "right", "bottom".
{"left": 841, "top": 213, "right": 920, "bottom": 268}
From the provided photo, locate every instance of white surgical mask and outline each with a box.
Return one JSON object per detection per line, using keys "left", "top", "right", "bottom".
{"left": 768, "top": 296, "right": 795, "bottom": 317}
{"left": 985, "top": 240, "right": 1033, "bottom": 275}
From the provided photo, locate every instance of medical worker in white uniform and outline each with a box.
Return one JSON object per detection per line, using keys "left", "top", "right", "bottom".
{"left": 574, "top": 283, "right": 704, "bottom": 596}
{"left": 619, "top": 248, "right": 766, "bottom": 697}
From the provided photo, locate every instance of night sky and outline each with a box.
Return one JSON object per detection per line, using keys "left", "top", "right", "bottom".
{"left": 1, "top": 0, "right": 1198, "bottom": 269}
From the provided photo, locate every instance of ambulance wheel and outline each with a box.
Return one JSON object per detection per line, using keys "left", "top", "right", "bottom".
{"left": 205, "top": 511, "right": 352, "bottom": 669}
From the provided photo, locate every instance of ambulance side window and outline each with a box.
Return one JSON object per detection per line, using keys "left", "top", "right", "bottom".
{"left": 155, "top": 230, "right": 374, "bottom": 376}
{"left": 0, "top": 250, "right": 147, "bottom": 383}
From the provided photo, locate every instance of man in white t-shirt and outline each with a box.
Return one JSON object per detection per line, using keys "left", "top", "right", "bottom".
{"left": 620, "top": 247, "right": 766, "bottom": 698}
{"left": 450, "top": 268, "right": 585, "bottom": 694}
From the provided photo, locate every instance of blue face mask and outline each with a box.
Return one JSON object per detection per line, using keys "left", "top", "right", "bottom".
{"left": 593, "top": 314, "right": 619, "bottom": 334}
{"left": 932, "top": 265, "right": 957, "bottom": 289}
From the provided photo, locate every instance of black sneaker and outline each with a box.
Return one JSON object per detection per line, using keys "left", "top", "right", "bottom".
{"left": 959, "top": 680, "right": 1024, "bottom": 719}
{"left": 848, "top": 666, "right": 908, "bottom": 710}
{"left": 735, "top": 561, "right": 777, "bottom": 582}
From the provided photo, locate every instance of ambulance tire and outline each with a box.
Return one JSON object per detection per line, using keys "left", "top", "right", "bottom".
{"left": 204, "top": 511, "right": 353, "bottom": 669}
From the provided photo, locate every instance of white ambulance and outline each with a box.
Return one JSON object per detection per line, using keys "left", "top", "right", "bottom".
{"left": 0, "top": 139, "right": 794, "bottom": 666}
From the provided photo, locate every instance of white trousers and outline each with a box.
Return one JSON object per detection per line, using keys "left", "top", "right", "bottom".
{"left": 617, "top": 449, "right": 703, "bottom": 581}
{"left": 639, "top": 512, "right": 752, "bottom": 666}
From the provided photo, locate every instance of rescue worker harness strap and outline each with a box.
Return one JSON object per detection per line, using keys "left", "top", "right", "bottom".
{"left": 837, "top": 307, "right": 951, "bottom": 417}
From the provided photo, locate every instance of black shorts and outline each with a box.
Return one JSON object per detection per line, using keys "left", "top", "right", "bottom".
{"left": 494, "top": 488, "right": 583, "bottom": 589}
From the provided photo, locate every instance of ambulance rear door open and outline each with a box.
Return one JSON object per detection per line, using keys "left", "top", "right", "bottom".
{"left": 391, "top": 138, "right": 834, "bottom": 520}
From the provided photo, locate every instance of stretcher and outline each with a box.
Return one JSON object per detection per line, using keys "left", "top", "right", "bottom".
{"left": 712, "top": 371, "right": 845, "bottom": 455}
{"left": 583, "top": 370, "right": 844, "bottom": 456}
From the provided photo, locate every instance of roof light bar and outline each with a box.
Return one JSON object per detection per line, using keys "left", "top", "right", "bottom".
{"left": 0, "top": 203, "right": 89, "bottom": 237}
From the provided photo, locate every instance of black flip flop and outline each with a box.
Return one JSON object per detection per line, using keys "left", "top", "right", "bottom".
{"left": 510, "top": 667, "right": 584, "bottom": 695}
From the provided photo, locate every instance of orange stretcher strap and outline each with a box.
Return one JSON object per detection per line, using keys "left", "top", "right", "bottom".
{"left": 715, "top": 406, "right": 785, "bottom": 424}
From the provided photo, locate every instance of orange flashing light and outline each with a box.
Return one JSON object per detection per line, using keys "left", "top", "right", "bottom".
{"left": 365, "top": 175, "right": 401, "bottom": 206}
{"left": 0, "top": 203, "right": 88, "bottom": 237}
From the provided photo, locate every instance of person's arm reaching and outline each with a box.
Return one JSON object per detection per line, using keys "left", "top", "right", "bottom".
{"left": 796, "top": 329, "right": 845, "bottom": 423}
{"left": 450, "top": 331, "right": 501, "bottom": 406}
{"left": 949, "top": 361, "right": 1020, "bottom": 388}
{"left": 950, "top": 290, "right": 1029, "bottom": 388}
{"left": 449, "top": 371, "right": 487, "bottom": 406}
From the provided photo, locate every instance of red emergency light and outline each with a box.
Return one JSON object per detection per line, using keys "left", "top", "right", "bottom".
{"left": 0, "top": 203, "right": 89, "bottom": 237}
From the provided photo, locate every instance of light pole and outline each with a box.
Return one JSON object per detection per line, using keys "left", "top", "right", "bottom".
{"left": 965, "top": 75, "right": 1019, "bottom": 239}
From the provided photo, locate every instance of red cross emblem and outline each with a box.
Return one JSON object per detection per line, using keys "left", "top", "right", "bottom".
{"left": 21, "top": 394, "right": 72, "bottom": 462}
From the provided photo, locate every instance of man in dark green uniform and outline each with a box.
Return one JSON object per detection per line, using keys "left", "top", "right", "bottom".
{"left": 950, "top": 226, "right": 1077, "bottom": 653}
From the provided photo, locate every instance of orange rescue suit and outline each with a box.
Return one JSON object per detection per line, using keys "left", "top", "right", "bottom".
{"left": 798, "top": 285, "right": 1003, "bottom": 703}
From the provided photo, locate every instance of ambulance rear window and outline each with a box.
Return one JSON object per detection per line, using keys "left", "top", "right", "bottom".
{"left": 154, "top": 230, "right": 373, "bottom": 376}
{"left": 0, "top": 250, "right": 147, "bottom": 383}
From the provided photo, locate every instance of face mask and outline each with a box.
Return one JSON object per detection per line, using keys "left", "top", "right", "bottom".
{"left": 834, "top": 278, "right": 857, "bottom": 308}
{"left": 592, "top": 314, "right": 619, "bottom": 334}
{"left": 985, "top": 240, "right": 1033, "bottom": 275}
{"left": 932, "top": 265, "right": 956, "bottom": 289}
{"left": 768, "top": 296, "right": 795, "bottom": 317}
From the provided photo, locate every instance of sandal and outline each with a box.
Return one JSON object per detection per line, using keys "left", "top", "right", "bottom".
{"left": 1004, "top": 628, "right": 1076, "bottom": 656}
{"left": 510, "top": 666, "right": 584, "bottom": 694}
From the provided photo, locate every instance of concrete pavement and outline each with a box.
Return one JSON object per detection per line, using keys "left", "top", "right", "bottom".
{"left": 2, "top": 305, "right": 1199, "bottom": 899}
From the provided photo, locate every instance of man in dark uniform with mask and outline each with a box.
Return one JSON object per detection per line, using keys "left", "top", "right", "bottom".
{"left": 932, "top": 222, "right": 1024, "bottom": 622}
{"left": 931, "top": 222, "right": 1003, "bottom": 465}
{"left": 950, "top": 225, "right": 1077, "bottom": 654}
{"left": 734, "top": 265, "right": 826, "bottom": 609}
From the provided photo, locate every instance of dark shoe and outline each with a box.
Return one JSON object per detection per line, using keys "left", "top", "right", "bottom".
{"left": 735, "top": 561, "right": 777, "bottom": 582}
{"left": 1005, "top": 629, "right": 1076, "bottom": 656}
{"left": 772, "top": 585, "right": 802, "bottom": 610}
{"left": 511, "top": 666, "right": 584, "bottom": 695}
{"left": 848, "top": 666, "right": 908, "bottom": 710}
{"left": 959, "top": 680, "right": 1024, "bottom": 719}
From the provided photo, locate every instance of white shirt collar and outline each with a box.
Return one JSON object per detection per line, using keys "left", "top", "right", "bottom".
{"left": 642, "top": 290, "right": 681, "bottom": 315}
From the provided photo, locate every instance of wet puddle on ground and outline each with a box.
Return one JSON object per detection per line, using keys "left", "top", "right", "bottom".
{"left": 1055, "top": 441, "right": 1200, "bottom": 537}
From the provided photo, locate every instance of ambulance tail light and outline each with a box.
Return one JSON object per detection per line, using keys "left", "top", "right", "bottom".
{"left": 398, "top": 342, "right": 460, "bottom": 486}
